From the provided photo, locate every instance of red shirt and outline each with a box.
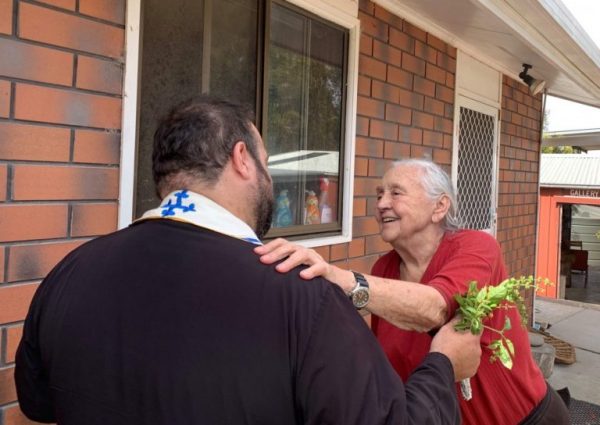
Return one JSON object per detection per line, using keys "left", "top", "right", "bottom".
{"left": 371, "top": 230, "right": 546, "bottom": 425}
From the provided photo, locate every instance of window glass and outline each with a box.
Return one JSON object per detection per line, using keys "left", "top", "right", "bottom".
{"left": 136, "top": 0, "right": 348, "bottom": 240}
{"left": 267, "top": 3, "right": 346, "bottom": 234}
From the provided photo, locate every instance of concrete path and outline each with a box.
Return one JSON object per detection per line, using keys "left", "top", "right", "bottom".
{"left": 534, "top": 297, "right": 600, "bottom": 405}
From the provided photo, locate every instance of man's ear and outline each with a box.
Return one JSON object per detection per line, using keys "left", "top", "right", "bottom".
{"left": 432, "top": 194, "right": 451, "bottom": 224}
{"left": 230, "top": 141, "right": 253, "bottom": 180}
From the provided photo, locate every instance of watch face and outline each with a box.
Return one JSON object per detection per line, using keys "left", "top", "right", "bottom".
{"left": 352, "top": 288, "right": 369, "bottom": 309}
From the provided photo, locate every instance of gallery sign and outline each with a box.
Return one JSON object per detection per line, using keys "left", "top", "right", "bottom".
{"left": 568, "top": 189, "right": 600, "bottom": 198}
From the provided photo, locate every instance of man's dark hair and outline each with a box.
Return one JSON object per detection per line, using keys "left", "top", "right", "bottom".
{"left": 153, "top": 96, "right": 259, "bottom": 195}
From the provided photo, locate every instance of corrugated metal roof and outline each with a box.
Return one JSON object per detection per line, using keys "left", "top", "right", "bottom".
{"left": 540, "top": 154, "right": 600, "bottom": 188}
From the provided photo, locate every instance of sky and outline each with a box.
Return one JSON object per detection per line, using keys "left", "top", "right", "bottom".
{"left": 545, "top": 0, "right": 600, "bottom": 134}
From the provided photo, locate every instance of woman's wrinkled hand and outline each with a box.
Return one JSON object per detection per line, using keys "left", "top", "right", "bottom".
{"left": 254, "top": 238, "right": 333, "bottom": 281}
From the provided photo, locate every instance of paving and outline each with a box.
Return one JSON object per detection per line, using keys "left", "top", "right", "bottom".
{"left": 534, "top": 297, "right": 600, "bottom": 405}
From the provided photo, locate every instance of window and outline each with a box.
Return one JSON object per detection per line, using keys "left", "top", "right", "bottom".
{"left": 134, "top": 0, "right": 357, "bottom": 242}
{"left": 452, "top": 97, "right": 499, "bottom": 234}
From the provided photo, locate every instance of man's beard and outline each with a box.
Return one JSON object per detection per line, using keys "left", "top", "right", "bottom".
{"left": 253, "top": 163, "right": 274, "bottom": 240}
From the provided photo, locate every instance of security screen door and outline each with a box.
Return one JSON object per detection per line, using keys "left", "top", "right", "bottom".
{"left": 453, "top": 96, "right": 499, "bottom": 235}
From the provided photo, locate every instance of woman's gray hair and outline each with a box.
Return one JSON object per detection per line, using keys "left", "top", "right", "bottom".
{"left": 392, "top": 159, "right": 462, "bottom": 231}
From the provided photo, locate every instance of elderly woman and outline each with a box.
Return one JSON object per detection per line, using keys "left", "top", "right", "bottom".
{"left": 256, "top": 159, "right": 569, "bottom": 425}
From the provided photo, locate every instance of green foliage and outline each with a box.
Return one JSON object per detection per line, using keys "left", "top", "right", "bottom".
{"left": 541, "top": 146, "right": 584, "bottom": 154}
{"left": 454, "top": 276, "right": 552, "bottom": 369}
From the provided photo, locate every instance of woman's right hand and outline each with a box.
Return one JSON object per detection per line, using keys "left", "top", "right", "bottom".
{"left": 254, "top": 238, "right": 336, "bottom": 281}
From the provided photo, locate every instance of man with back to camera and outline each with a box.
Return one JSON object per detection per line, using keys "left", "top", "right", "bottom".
{"left": 15, "top": 96, "right": 482, "bottom": 424}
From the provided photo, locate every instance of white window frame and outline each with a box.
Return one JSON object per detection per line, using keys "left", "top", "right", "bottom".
{"left": 119, "top": 0, "right": 360, "bottom": 248}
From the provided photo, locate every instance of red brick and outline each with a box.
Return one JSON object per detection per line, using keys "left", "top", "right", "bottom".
{"left": 426, "top": 63, "right": 446, "bottom": 84}
{"left": 437, "top": 51, "right": 456, "bottom": 72}
{"left": 410, "top": 145, "right": 433, "bottom": 159}
{"left": 389, "top": 27, "right": 414, "bottom": 53}
{"left": 76, "top": 55, "right": 123, "bottom": 94}
{"left": 426, "top": 33, "right": 447, "bottom": 52}
{"left": 422, "top": 130, "right": 443, "bottom": 148}
{"left": 0, "top": 38, "right": 73, "bottom": 86}
{"left": 0, "top": 122, "right": 71, "bottom": 162}
{"left": 398, "top": 88, "right": 423, "bottom": 109}
{"left": 80, "top": 0, "right": 125, "bottom": 25}
{"left": 424, "top": 97, "right": 444, "bottom": 116}
{"left": 349, "top": 238, "right": 366, "bottom": 258}
{"left": 365, "top": 234, "right": 389, "bottom": 254}
{"left": 357, "top": 96, "right": 384, "bottom": 119}
{"left": 368, "top": 158, "right": 390, "bottom": 177}
{"left": 73, "top": 129, "right": 120, "bottom": 164}
{"left": 436, "top": 84, "right": 454, "bottom": 103}
{"left": 415, "top": 40, "right": 437, "bottom": 63}
{"left": 413, "top": 111, "right": 434, "bottom": 129}
{"left": 330, "top": 243, "right": 348, "bottom": 261}
{"left": 358, "top": 75, "right": 371, "bottom": 96}
{"left": 374, "top": 5, "right": 403, "bottom": 29}
{"left": 435, "top": 116, "right": 453, "bottom": 134}
{"left": 356, "top": 116, "right": 369, "bottom": 137}
{"left": 0, "top": 204, "right": 68, "bottom": 242}
{"left": 384, "top": 141, "right": 410, "bottom": 159}
{"left": 413, "top": 76, "right": 435, "bottom": 97}
{"left": 387, "top": 66, "right": 412, "bottom": 89}
{"left": 353, "top": 198, "right": 366, "bottom": 217}
{"left": 19, "top": 2, "right": 124, "bottom": 58}
{"left": 370, "top": 120, "right": 397, "bottom": 140}
{"left": 71, "top": 202, "right": 118, "bottom": 237}
{"left": 0, "top": 164, "right": 6, "bottom": 200}
{"left": 359, "top": 0, "right": 374, "bottom": 14}
{"left": 0, "top": 0, "right": 13, "bottom": 35}
{"left": 37, "top": 0, "right": 76, "bottom": 10}
{"left": 355, "top": 137, "right": 384, "bottom": 157}
{"left": 0, "top": 366, "right": 17, "bottom": 405}
{"left": 313, "top": 245, "right": 330, "bottom": 262}
{"left": 403, "top": 21, "right": 427, "bottom": 42}
{"left": 353, "top": 177, "right": 380, "bottom": 197}
{"left": 15, "top": 83, "right": 122, "bottom": 129}
{"left": 13, "top": 164, "right": 119, "bottom": 201}
{"left": 385, "top": 104, "right": 411, "bottom": 125}
{"left": 0, "top": 247, "right": 4, "bottom": 283}
{"left": 360, "top": 56, "right": 387, "bottom": 81}
{"left": 0, "top": 283, "right": 39, "bottom": 324}
{"left": 0, "top": 80, "right": 9, "bottom": 118}
{"left": 5, "top": 325, "right": 23, "bottom": 363}
{"left": 347, "top": 254, "right": 379, "bottom": 274}
{"left": 372, "top": 80, "right": 399, "bottom": 103}
{"left": 353, "top": 216, "right": 379, "bottom": 236}
{"left": 433, "top": 148, "right": 451, "bottom": 165}
{"left": 398, "top": 126, "right": 422, "bottom": 144}
{"left": 360, "top": 34, "right": 373, "bottom": 56}
{"left": 354, "top": 157, "right": 368, "bottom": 176}
{"left": 8, "top": 240, "right": 85, "bottom": 282}
{"left": 373, "top": 40, "right": 401, "bottom": 65}
{"left": 359, "top": 11, "right": 388, "bottom": 41}
{"left": 401, "top": 52, "right": 425, "bottom": 76}
{"left": 446, "top": 72, "right": 455, "bottom": 89}
{"left": 2, "top": 403, "right": 42, "bottom": 425}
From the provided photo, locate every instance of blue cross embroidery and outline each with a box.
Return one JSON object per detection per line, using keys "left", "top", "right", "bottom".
{"left": 161, "top": 190, "right": 196, "bottom": 217}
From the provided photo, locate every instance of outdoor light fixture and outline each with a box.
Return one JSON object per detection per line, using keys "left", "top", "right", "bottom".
{"left": 519, "top": 63, "right": 546, "bottom": 96}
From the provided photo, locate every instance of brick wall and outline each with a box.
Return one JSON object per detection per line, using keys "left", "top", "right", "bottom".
{"left": 497, "top": 76, "right": 542, "bottom": 277}
{"left": 497, "top": 76, "right": 543, "bottom": 309}
{"left": 313, "top": 0, "right": 457, "bottom": 272}
{"left": 0, "top": 0, "right": 544, "bottom": 421}
{"left": 0, "top": 1, "right": 124, "bottom": 423}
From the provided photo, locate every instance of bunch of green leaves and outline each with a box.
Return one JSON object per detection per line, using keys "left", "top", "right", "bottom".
{"left": 454, "top": 276, "right": 550, "bottom": 369}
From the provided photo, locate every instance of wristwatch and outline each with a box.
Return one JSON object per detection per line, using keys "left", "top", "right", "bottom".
{"left": 349, "top": 271, "right": 370, "bottom": 309}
